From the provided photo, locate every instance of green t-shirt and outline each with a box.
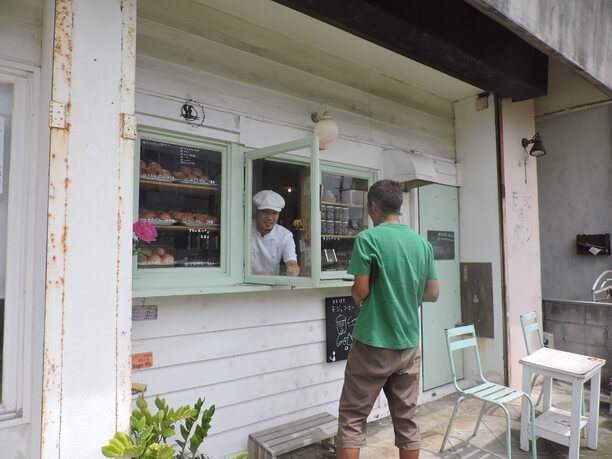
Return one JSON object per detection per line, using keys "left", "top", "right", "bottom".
{"left": 347, "top": 223, "right": 438, "bottom": 349}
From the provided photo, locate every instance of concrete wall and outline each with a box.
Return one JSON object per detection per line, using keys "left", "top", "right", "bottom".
{"left": 466, "top": 0, "right": 612, "bottom": 95}
{"left": 454, "top": 94, "right": 505, "bottom": 383}
{"left": 535, "top": 58, "right": 611, "bottom": 119}
{"left": 536, "top": 104, "right": 612, "bottom": 301}
{"left": 543, "top": 299, "right": 611, "bottom": 388}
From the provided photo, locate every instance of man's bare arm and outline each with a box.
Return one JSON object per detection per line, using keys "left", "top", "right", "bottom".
{"left": 422, "top": 279, "right": 439, "bottom": 302}
{"left": 352, "top": 274, "right": 370, "bottom": 307}
{"left": 286, "top": 260, "right": 300, "bottom": 276}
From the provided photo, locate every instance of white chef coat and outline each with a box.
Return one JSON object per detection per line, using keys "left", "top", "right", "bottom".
{"left": 251, "top": 223, "right": 297, "bottom": 275}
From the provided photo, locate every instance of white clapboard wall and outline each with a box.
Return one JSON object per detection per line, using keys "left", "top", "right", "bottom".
{"left": 132, "top": 11, "right": 456, "bottom": 455}
{"left": 132, "top": 289, "right": 352, "bottom": 458}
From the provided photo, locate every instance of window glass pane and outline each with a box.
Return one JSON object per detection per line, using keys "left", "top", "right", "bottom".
{"left": 137, "top": 139, "right": 222, "bottom": 268}
{"left": 251, "top": 159, "right": 311, "bottom": 277}
{"left": 321, "top": 173, "right": 369, "bottom": 272}
{"left": 0, "top": 82, "right": 14, "bottom": 399}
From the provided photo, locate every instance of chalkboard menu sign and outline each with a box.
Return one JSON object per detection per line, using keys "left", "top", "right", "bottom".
{"left": 325, "top": 296, "right": 360, "bottom": 362}
{"left": 427, "top": 230, "right": 455, "bottom": 260}
{"left": 140, "top": 139, "right": 221, "bottom": 182}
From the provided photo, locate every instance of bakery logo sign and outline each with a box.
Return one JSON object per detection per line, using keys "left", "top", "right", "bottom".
{"left": 180, "top": 99, "right": 205, "bottom": 126}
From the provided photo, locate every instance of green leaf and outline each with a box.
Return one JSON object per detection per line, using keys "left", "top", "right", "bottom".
{"left": 101, "top": 444, "right": 122, "bottom": 457}
{"left": 100, "top": 432, "right": 144, "bottom": 458}
{"left": 138, "top": 425, "right": 155, "bottom": 447}
{"left": 136, "top": 394, "right": 148, "bottom": 411}
{"left": 154, "top": 396, "right": 166, "bottom": 411}
{"left": 180, "top": 424, "right": 190, "bottom": 440}
{"left": 232, "top": 453, "right": 248, "bottom": 459}
{"left": 161, "top": 426, "right": 175, "bottom": 438}
{"left": 115, "top": 431, "right": 133, "bottom": 447}
{"left": 142, "top": 443, "right": 175, "bottom": 459}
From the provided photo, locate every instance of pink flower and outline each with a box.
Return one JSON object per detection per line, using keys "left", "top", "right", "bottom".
{"left": 133, "top": 220, "right": 158, "bottom": 242}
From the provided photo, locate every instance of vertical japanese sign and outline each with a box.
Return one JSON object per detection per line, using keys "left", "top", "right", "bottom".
{"left": 325, "top": 296, "right": 359, "bottom": 362}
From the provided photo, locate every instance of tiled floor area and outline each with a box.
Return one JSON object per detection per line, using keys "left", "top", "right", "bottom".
{"left": 294, "top": 381, "right": 612, "bottom": 458}
{"left": 363, "top": 383, "right": 612, "bottom": 458}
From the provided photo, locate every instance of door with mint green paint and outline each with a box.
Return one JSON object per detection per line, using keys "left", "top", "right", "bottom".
{"left": 419, "top": 184, "right": 462, "bottom": 390}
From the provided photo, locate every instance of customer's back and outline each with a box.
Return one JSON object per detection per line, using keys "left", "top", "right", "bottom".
{"left": 349, "top": 222, "right": 436, "bottom": 349}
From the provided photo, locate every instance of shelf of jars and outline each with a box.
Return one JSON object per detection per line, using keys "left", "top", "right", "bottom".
{"left": 320, "top": 201, "right": 363, "bottom": 208}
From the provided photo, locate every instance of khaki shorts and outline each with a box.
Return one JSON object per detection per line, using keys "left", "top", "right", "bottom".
{"left": 336, "top": 340, "right": 421, "bottom": 450}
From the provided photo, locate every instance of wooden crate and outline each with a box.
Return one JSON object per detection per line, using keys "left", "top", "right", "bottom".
{"left": 248, "top": 412, "right": 337, "bottom": 459}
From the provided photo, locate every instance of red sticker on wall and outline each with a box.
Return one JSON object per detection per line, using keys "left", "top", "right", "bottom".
{"left": 131, "top": 352, "right": 153, "bottom": 370}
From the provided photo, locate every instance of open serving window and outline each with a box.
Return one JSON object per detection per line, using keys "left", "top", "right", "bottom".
{"left": 132, "top": 127, "right": 376, "bottom": 296}
{"left": 245, "top": 137, "right": 321, "bottom": 287}
{"left": 320, "top": 168, "right": 371, "bottom": 278}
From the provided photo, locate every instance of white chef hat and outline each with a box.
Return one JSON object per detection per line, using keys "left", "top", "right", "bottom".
{"left": 253, "top": 190, "right": 285, "bottom": 212}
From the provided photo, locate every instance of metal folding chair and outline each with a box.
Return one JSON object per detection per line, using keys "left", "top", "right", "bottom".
{"left": 440, "top": 325, "right": 537, "bottom": 458}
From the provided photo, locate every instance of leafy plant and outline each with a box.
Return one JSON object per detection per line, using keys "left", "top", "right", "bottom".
{"left": 102, "top": 395, "right": 196, "bottom": 458}
{"left": 102, "top": 394, "right": 247, "bottom": 459}
{"left": 176, "top": 398, "right": 215, "bottom": 458}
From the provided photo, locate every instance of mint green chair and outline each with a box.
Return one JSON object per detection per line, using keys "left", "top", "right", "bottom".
{"left": 440, "top": 325, "right": 537, "bottom": 458}
{"left": 519, "top": 311, "right": 544, "bottom": 354}
{"left": 520, "top": 311, "right": 545, "bottom": 408}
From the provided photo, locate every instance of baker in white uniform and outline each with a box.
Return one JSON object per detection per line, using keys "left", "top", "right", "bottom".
{"left": 251, "top": 190, "right": 300, "bottom": 276}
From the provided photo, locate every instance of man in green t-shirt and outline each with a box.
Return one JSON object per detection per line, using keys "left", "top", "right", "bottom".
{"left": 336, "top": 180, "right": 439, "bottom": 459}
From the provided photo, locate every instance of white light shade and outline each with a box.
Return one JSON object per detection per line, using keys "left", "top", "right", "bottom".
{"left": 313, "top": 118, "right": 339, "bottom": 146}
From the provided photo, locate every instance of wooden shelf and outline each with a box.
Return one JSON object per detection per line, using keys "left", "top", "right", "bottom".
{"left": 321, "top": 201, "right": 364, "bottom": 208}
{"left": 321, "top": 235, "right": 356, "bottom": 239}
{"left": 140, "top": 178, "right": 221, "bottom": 194}
{"left": 154, "top": 224, "right": 220, "bottom": 232}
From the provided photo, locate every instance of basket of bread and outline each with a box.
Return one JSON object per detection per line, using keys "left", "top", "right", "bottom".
{"left": 139, "top": 160, "right": 175, "bottom": 182}
{"left": 171, "top": 211, "right": 219, "bottom": 227}
{"left": 137, "top": 247, "right": 176, "bottom": 266}
{"left": 138, "top": 209, "right": 177, "bottom": 226}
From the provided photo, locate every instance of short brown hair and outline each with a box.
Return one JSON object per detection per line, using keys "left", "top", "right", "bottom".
{"left": 367, "top": 180, "right": 403, "bottom": 214}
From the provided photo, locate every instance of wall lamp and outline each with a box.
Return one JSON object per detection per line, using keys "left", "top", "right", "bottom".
{"left": 311, "top": 104, "right": 339, "bottom": 150}
{"left": 521, "top": 132, "right": 547, "bottom": 183}
{"left": 521, "top": 132, "right": 547, "bottom": 157}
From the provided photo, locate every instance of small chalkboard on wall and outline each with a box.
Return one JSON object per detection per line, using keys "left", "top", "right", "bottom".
{"left": 325, "top": 296, "right": 359, "bottom": 362}
{"left": 427, "top": 230, "right": 455, "bottom": 260}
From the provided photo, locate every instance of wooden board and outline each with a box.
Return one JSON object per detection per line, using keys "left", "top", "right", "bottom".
{"left": 249, "top": 412, "right": 337, "bottom": 458}
{"left": 460, "top": 262, "right": 494, "bottom": 338}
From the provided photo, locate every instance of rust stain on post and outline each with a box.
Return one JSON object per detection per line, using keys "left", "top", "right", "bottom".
{"left": 42, "top": 0, "right": 74, "bottom": 453}
{"left": 115, "top": 0, "right": 138, "bottom": 432}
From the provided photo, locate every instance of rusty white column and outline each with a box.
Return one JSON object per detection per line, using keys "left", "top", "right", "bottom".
{"left": 42, "top": 1, "right": 136, "bottom": 457}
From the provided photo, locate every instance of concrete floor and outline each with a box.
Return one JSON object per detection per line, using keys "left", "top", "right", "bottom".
{"left": 291, "top": 381, "right": 612, "bottom": 458}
